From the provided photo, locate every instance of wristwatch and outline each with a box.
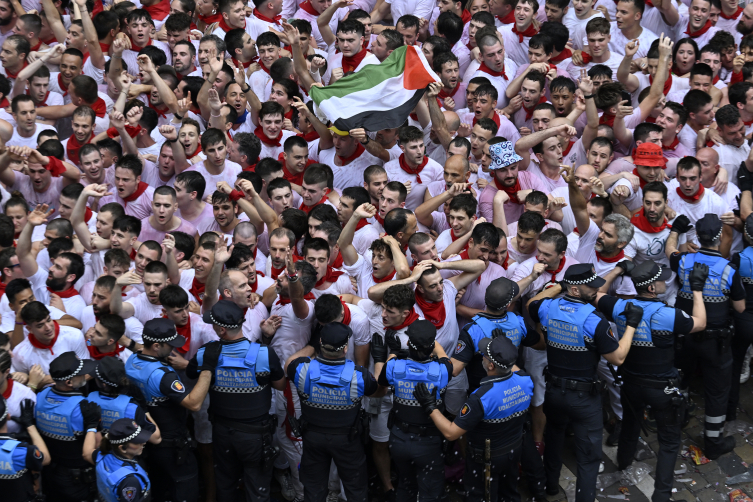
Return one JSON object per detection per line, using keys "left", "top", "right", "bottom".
{"left": 241, "top": 84, "right": 251, "bottom": 93}
{"left": 584, "top": 94, "right": 595, "bottom": 99}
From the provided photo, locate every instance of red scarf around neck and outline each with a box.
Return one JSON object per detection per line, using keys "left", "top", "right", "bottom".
{"left": 254, "top": 126, "right": 283, "bottom": 147}
{"left": 512, "top": 22, "right": 538, "bottom": 42}
{"left": 299, "top": 191, "right": 329, "bottom": 214}
{"left": 66, "top": 133, "right": 93, "bottom": 166}
{"left": 415, "top": 291, "right": 446, "bottom": 329}
{"left": 676, "top": 183, "right": 705, "bottom": 202}
{"left": 90, "top": 97, "right": 107, "bottom": 118}
{"left": 398, "top": 154, "right": 429, "bottom": 183}
{"left": 437, "top": 81, "right": 461, "bottom": 107}
{"left": 451, "top": 229, "right": 471, "bottom": 252}
{"left": 494, "top": 176, "right": 522, "bottom": 204}
{"left": 123, "top": 181, "right": 149, "bottom": 203}
{"left": 299, "top": 0, "right": 319, "bottom": 15}
{"left": 478, "top": 62, "right": 508, "bottom": 80}
{"left": 649, "top": 73, "right": 673, "bottom": 96}
{"left": 546, "top": 256, "right": 566, "bottom": 277}
{"left": 721, "top": 5, "right": 743, "bottom": 19}
{"left": 389, "top": 308, "right": 419, "bottom": 331}
{"left": 337, "top": 142, "right": 365, "bottom": 165}
{"left": 315, "top": 266, "right": 345, "bottom": 287}
{"left": 149, "top": 102, "right": 169, "bottom": 119}
{"left": 198, "top": 11, "right": 222, "bottom": 24}
{"left": 58, "top": 73, "right": 69, "bottom": 96}
{"left": 143, "top": 0, "right": 171, "bottom": 21}
{"left": 524, "top": 96, "right": 548, "bottom": 120}
{"left": 341, "top": 300, "right": 351, "bottom": 325}
{"left": 280, "top": 155, "right": 306, "bottom": 185}
{"left": 128, "top": 35, "right": 152, "bottom": 50}
{"left": 342, "top": 47, "right": 369, "bottom": 73}
{"left": 373, "top": 268, "right": 396, "bottom": 283}
{"left": 496, "top": 10, "right": 515, "bottom": 24}
{"left": 174, "top": 317, "right": 192, "bottom": 354}
{"left": 29, "top": 322, "right": 60, "bottom": 354}
{"left": 596, "top": 249, "right": 625, "bottom": 263}
{"left": 461, "top": 9, "right": 471, "bottom": 23}
{"left": 5, "top": 61, "right": 28, "bottom": 79}
{"left": 631, "top": 168, "right": 650, "bottom": 189}
{"left": 2, "top": 377, "right": 12, "bottom": 399}
{"left": 0, "top": 280, "right": 6, "bottom": 298}
{"left": 50, "top": 286, "right": 79, "bottom": 298}
{"left": 550, "top": 48, "right": 572, "bottom": 64}
{"left": 87, "top": 343, "right": 126, "bottom": 360}
{"left": 599, "top": 112, "right": 616, "bottom": 128}
{"left": 631, "top": 208, "right": 670, "bottom": 233}
{"left": 190, "top": 277, "right": 206, "bottom": 305}
{"left": 332, "top": 251, "right": 344, "bottom": 269}
{"left": 686, "top": 19, "right": 712, "bottom": 38}
{"left": 298, "top": 130, "right": 320, "bottom": 142}
{"left": 473, "top": 110, "right": 501, "bottom": 129}
{"left": 276, "top": 291, "right": 316, "bottom": 305}
{"left": 30, "top": 40, "right": 42, "bottom": 52}
{"left": 253, "top": 8, "right": 282, "bottom": 23}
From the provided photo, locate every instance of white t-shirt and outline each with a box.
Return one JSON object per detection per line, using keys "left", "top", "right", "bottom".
{"left": 666, "top": 179, "right": 731, "bottom": 247}
{"left": 12, "top": 325, "right": 88, "bottom": 375}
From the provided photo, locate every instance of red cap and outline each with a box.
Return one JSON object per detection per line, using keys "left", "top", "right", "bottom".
{"left": 633, "top": 142, "right": 666, "bottom": 168}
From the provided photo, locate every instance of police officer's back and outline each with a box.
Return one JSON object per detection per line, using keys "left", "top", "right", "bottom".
{"left": 414, "top": 336, "right": 533, "bottom": 502}
{"left": 527, "top": 264, "right": 642, "bottom": 502}
{"left": 186, "top": 301, "right": 286, "bottom": 502}
{"left": 668, "top": 213, "right": 745, "bottom": 458}
{"left": 597, "top": 261, "right": 708, "bottom": 499}
{"left": 83, "top": 418, "right": 153, "bottom": 502}
{"left": 0, "top": 397, "right": 49, "bottom": 502}
{"left": 35, "top": 351, "right": 101, "bottom": 502}
{"left": 373, "top": 320, "right": 452, "bottom": 502}
{"left": 288, "top": 322, "right": 378, "bottom": 502}
{"left": 124, "top": 318, "right": 216, "bottom": 502}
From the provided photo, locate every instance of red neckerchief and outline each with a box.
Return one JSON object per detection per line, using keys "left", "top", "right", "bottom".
{"left": 143, "top": 0, "right": 171, "bottom": 21}
{"left": 84, "top": 207, "right": 93, "bottom": 223}
{"left": 279, "top": 155, "right": 306, "bottom": 185}
{"left": 562, "top": 139, "right": 574, "bottom": 156}
{"left": 58, "top": 73, "right": 69, "bottom": 96}
{"left": 596, "top": 249, "right": 625, "bottom": 263}
{"left": 398, "top": 154, "right": 429, "bottom": 183}
{"left": 337, "top": 142, "right": 365, "bottom": 165}
{"left": 524, "top": 95, "right": 547, "bottom": 120}
{"left": 646, "top": 116, "right": 657, "bottom": 123}
{"left": 50, "top": 286, "right": 79, "bottom": 298}
{"left": 331, "top": 251, "right": 344, "bottom": 269}
{"left": 299, "top": 0, "right": 319, "bottom": 15}
{"left": 632, "top": 168, "right": 650, "bottom": 189}
{"left": 686, "top": 19, "right": 712, "bottom": 38}
{"left": 599, "top": 112, "right": 616, "bottom": 127}
{"left": 30, "top": 40, "right": 42, "bottom": 52}
{"left": 676, "top": 184, "right": 705, "bottom": 202}
{"left": 631, "top": 208, "right": 670, "bottom": 233}
{"left": 550, "top": 48, "right": 572, "bottom": 64}
{"left": 452, "top": 232, "right": 470, "bottom": 253}
{"left": 0, "top": 97, "right": 8, "bottom": 108}
{"left": 66, "top": 132, "right": 93, "bottom": 166}
{"left": 354, "top": 219, "right": 370, "bottom": 233}
{"left": 276, "top": 292, "right": 315, "bottom": 305}
{"left": 100, "top": 42, "right": 110, "bottom": 54}
{"left": 0, "top": 280, "right": 6, "bottom": 298}
{"left": 341, "top": 300, "right": 351, "bottom": 325}
{"left": 148, "top": 101, "right": 169, "bottom": 118}
{"left": 663, "top": 136, "right": 680, "bottom": 151}
{"left": 649, "top": 73, "right": 673, "bottom": 96}
{"left": 283, "top": 108, "right": 294, "bottom": 121}
{"left": 198, "top": 11, "right": 222, "bottom": 24}
{"left": 299, "top": 191, "right": 329, "bottom": 214}
{"left": 129, "top": 248, "right": 137, "bottom": 260}
{"left": 174, "top": 317, "right": 191, "bottom": 354}
{"left": 315, "top": 266, "right": 345, "bottom": 287}
{"left": 375, "top": 212, "right": 384, "bottom": 225}
{"left": 42, "top": 36, "right": 56, "bottom": 45}
{"left": 546, "top": 256, "right": 566, "bottom": 278}
{"left": 2, "top": 377, "right": 12, "bottom": 399}
{"left": 389, "top": 308, "right": 419, "bottom": 331}
{"left": 27, "top": 88, "right": 50, "bottom": 106}
{"left": 415, "top": 290, "right": 445, "bottom": 329}
{"left": 107, "top": 124, "right": 142, "bottom": 139}
{"left": 231, "top": 57, "right": 253, "bottom": 69}
{"left": 254, "top": 125, "right": 282, "bottom": 147}
{"left": 478, "top": 62, "right": 507, "bottom": 80}
{"left": 123, "top": 181, "right": 149, "bottom": 203}
{"left": 29, "top": 322, "right": 60, "bottom": 354}
{"left": 342, "top": 47, "right": 369, "bottom": 73}
{"left": 721, "top": 5, "right": 743, "bottom": 19}
{"left": 460, "top": 9, "right": 471, "bottom": 23}
{"left": 4, "top": 61, "right": 28, "bottom": 79}
{"left": 87, "top": 343, "right": 125, "bottom": 360}
{"left": 473, "top": 111, "right": 501, "bottom": 129}
{"left": 373, "top": 268, "right": 396, "bottom": 283}
{"left": 90, "top": 97, "right": 107, "bottom": 118}
{"left": 496, "top": 10, "right": 515, "bottom": 24}
{"left": 512, "top": 22, "right": 538, "bottom": 42}
{"left": 253, "top": 8, "right": 282, "bottom": 23}
{"left": 128, "top": 35, "right": 152, "bottom": 50}
{"left": 298, "top": 130, "right": 319, "bottom": 141}
{"left": 437, "top": 81, "right": 461, "bottom": 107}
{"left": 190, "top": 277, "right": 206, "bottom": 305}
{"left": 494, "top": 176, "right": 522, "bottom": 204}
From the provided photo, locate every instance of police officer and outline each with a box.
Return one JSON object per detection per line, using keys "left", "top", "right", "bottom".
{"left": 373, "top": 319, "right": 452, "bottom": 502}
{"left": 595, "top": 261, "right": 709, "bottom": 502}
{"left": 527, "top": 263, "right": 642, "bottom": 502}
{"left": 88, "top": 357, "right": 161, "bottom": 435}
{"left": 0, "top": 397, "right": 49, "bottom": 502}
{"left": 187, "top": 300, "right": 286, "bottom": 502}
{"left": 667, "top": 213, "right": 746, "bottom": 459}
{"left": 288, "top": 322, "right": 378, "bottom": 502}
{"left": 124, "top": 318, "right": 217, "bottom": 502}
{"left": 728, "top": 215, "right": 753, "bottom": 423}
{"left": 414, "top": 336, "right": 533, "bottom": 502}
{"left": 83, "top": 418, "right": 153, "bottom": 502}
{"left": 35, "top": 351, "right": 102, "bottom": 502}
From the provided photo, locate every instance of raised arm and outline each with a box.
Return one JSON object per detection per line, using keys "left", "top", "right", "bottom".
{"left": 17, "top": 204, "right": 53, "bottom": 277}
{"left": 283, "top": 22, "right": 316, "bottom": 93}
{"left": 617, "top": 41, "right": 641, "bottom": 93}
{"left": 441, "top": 258, "right": 486, "bottom": 291}
{"left": 416, "top": 183, "right": 469, "bottom": 228}
{"left": 11, "top": 45, "right": 65, "bottom": 98}
{"left": 338, "top": 203, "right": 376, "bottom": 266}
{"left": 426, "top": 82, "right": 454, "bottom": 151}
{"left": 637, "top": 34, "right": 673, "bottom": 122}
{"left": 285, "top": 248, "right": 310, "bottom": 320}
{"left": 579, "top": 69, "right": 599, "bottom": 149}
{"left": 318, "top": 0, "right": 350, "bottom": 47}
{"left": 515, "top": 123, "right": 574, "bottom": 167}
{"left": 562, "top": 163, "right": 590, "bottom": 235}
{"left": 383, "top": 234, "right": 411, "bottom": 279}
{"left": 163, "top": 234, "right": 182, "bottom": 288}
{"left": 71, "top": 184, "right": 111, "bottom": 252}
{"left": 197, "top": 48, "right": 224, "bottom": 120}
{"left": 368, "top": 262, "right": 430, "bottom": 304}
{"left": 441, "top": 215, "right": 484, "bottom": 260}
{"left": 40, "top": 0, "right": 69, "bottom": 43}
{"left": 139, "top": 55, "right": 179, "bottom": 113}
{"left": 202, "top": 238, "right": 232, "bottom": 312}
{"left": 74, "top": 0, "right": 105, "bottom": 70}
{"left": 292, "top": 97, "right": 334, "bottom": 151}
{"left": 110, "top": 272, "right": 142, "bottom": 319}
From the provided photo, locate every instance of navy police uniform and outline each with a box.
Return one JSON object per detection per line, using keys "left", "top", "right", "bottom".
{"left": 528, "top": 265, "right": 619, "bottom": 502}
{"left": 669, "top": 214, "right": 745, "bottom": 450}
{"left": 94, "top": 418, "right": 154, "bottom": 502}
{"left": 289, "top": 322, "right": 378, "bottom": 502}
{"left": 454, "top": 337, "right": 534, "bottom": 502}
{"left": 598, "top": 262, "right": 697, "bottom": 502}
{"left": 88, "top": 357, "right": 154, "bottom": 432}
{"left": 0, "top": 397, "right": 45, "bottom": 502}
{"left": 187, "top": 301, "right": 286, "bottom": 502}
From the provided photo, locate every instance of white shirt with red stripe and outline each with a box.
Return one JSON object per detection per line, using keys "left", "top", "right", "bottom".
{"left": 382, "top": 156, "right": 444, "bottom": 210}
{"left": 11, "top": 325, "right": 89, "bottom": 376}
{"left": 574, "top": 221, "right": 637, "bottom": 296}
{"left": 470, "top": 59, "right": 518, "bottom": 108}
{"left": 2, "top": 379, "right": 37, "bottom": 434}
{"left": 269, "top": 298, "right": 315, "bottom": 364}
{"left": 511, "top": 255, "right": 580, "bottom": 299}
{"left": 311, "top": 273, "right": 355, "bottom": 299}
{"left": 311, "top": 146, "right": 384, "bottom": 191}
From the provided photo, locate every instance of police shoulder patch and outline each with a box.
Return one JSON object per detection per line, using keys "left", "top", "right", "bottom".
{"left": 607, "top": 329, "right": 616, "bottom": 340}
{"left": 460, "top": 404, "right": 470, "bottom": 417}
{"left": 455, "top": 340, "right": 466, "bottom": 353}
{"left": 171, "top": 380, "right": 185, "bottom": 393}
{"left": 681, "top": 311, "right": 690, "bottom": 318}
{"left": 33, "top": 449, "right": 42, "bottom": 459}
{"left": 122, "top": 487, "right": 136, "bottom": 502}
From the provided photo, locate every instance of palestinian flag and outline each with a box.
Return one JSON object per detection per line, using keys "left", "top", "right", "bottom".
{"left": 309, "top": 45, "right": 440, "bottom": 132}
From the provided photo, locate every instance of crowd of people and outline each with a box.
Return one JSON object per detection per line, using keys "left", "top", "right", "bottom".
{"left": 0, "top": 0, "right": 752, "bottom": 500}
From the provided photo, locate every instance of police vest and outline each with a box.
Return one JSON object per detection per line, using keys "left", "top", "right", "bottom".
{"left": 209, "top": 341, "right": 273, "bottom": 421}
{"left": 86, "top": 392, "right": 136, "bottom": 431}
{"left": 467, "top": 373, "right": 533, "bottom": 451}
{"left": 738, "top": 247, "right": 753, "bottom": 312}
{"left": 678, "top": 253, "right": 734, "bottom": 303}
{"left": 0, "top": 439, "right": 27, "bottom": 479}
{"left": 96, "top": 452, "right": 150, "bottom": 502}
{"left": 35, "top": 387, "right": 85, "bottom": 441}
{"left": 125, "top": 354, "right": 175, "bottom": 406}
{"left": 545, "top": 299, "right": 600, "bottom": 380}
{"left": 471, "top": 313, "right": 526, "bottom": 348}
{"left": 297, "top": 359, "right": 363, "bottom": 428}
{"left": 612, "top": 299, "right": 674, "bottom": 377}
{"left": 387, "top": 359, "right": 449, "bottom": 426}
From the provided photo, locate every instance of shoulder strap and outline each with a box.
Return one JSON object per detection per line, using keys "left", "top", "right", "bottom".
{"left": 309, "top": 359, "right": 321, "bottom": 382}
{"left": 393, "top": 359, "right": 407, "bottom": 378}
{"left": 57, "top": 394, "right": 84, "bottom": 416}
{"left": 1, "top": 439, "right": 19, "bottom": 453}
{"left": 244, "top": 343, "right": 261, "bottom": 369}
{"left": 339, "top": 360, "right": 356, "bottom": 384}
{"left": 472, "top": 316, "right": 498, "bottom": 338}
{"left": 709, "top": 258, "right": 729, "bottom": 277}
{"left": 427, "top": 361, "right": 440, "bottom": 381}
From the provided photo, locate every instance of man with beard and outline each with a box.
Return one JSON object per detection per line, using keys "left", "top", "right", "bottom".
{"left": 99, "top": 154, "right": 155, "bottom": 220}
{"left": 734, "top": 4, "right": 753, "bottom": 45}
{"left": 605, "top": 142, "right": 667, "bottom": 213}
{"left": 0, "top": 0, "right": 17, "bottom": 48}
{"left": 111, "top": 260, "right": 170, "bottom": 326}
{"left": 172, "top": 40, "right": 201, "bottom": 80}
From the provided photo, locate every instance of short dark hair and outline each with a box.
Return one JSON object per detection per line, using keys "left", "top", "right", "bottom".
{"left": 642, "top": 181, "right": 668, "bottom": 201}
{"left": 716, "top": 104, "right": 742, "bottom": 129}
{"left": 314, "top": 294, "right": 345, "bottom": 323}
{"left": 6, "top": 278, "right": 31, "bottom": 304}
{"left": 470, "top": 222, "right": 500, "bottom": 249}
{"left": 113, "top": 215, "right": 141, "bottom": 236}
{"left": 382, "top": 284, "right": 415, "bottom": 312}
{"left": 20, "top": 301, "right": 50, "bottom": 325}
